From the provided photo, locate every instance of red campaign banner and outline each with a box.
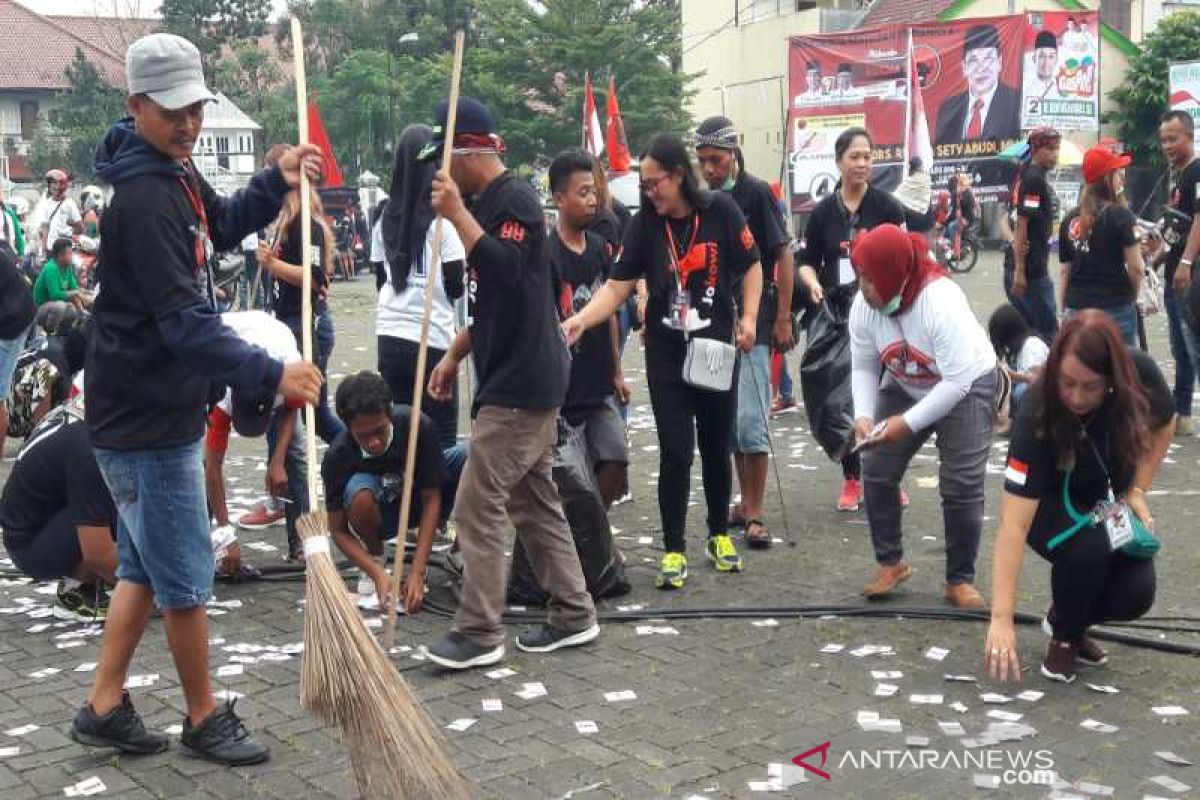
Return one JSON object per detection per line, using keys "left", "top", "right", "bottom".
{"left": 788, "top": 15, "right": 1026, "bottom": 211}
{"left": 1021, "top": 10, "right": 1100, "bottom": 131}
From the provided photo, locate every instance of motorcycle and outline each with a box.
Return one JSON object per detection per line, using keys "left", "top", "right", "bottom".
{"left": 936, "top": 221, "right": 980, "bottom": 274}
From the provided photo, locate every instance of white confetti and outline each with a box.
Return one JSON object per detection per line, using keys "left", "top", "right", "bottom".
{"left": 604, "top": 690, "right": 637, "bottom": 703}
{"left": 979, "top": 693, "right": 1012, "bottom": 704}
{"left": 485, "top": 668, "right": 516, "bottom": 680}
{"left": 63, "top": 776, "right": 107, "bottom": 796}
{"left": 481, "top": 698, "right": 503, "bottom": 712}
{"left": 986, "top": 710, "right": 1023, "bottom": 722}
{"left": 1149, "top": 775, "right": 1191, "bottom": 793}
{"left": 751, "top": 619, "right": 779, "bottom": 628}
{"left": 74, "top": 663, "right": 97, "bottom": 673}
{"left": 1152, "top": 705, "right": 1190, "bottom": 717}
{"left": 1079, "top": 718, "right": 1119, "bottom": 733}
{"left": 943, "top": 674, "right": 976, "bottom": 682}
{"left": 0, "top": 746, "right": 18, "bottom": 757}
{"left": 871, "top": 670, "right": 903, "bottom": 680}
{"left": 574, "top": 720, "right": 598, "bottom": 734}
{"left": 514, "top": 682, "right": 547, "bottom": 700}
{"left": 909, "top": 694, "right": 943, "bottom": 705}
{"left": 445, "top": 718, "right": 476, "bottom": 732}
{"left": 4, "top": 724, "right": 38, "bottom": 736}
{"left": 1016, "top": 690, "right": 1044, "bottom": 702}
{"left": 216, "top": 664, "right": 244, "bottom": 678}
{"left": 1085, "top": 683, "right": 1120, "bottom": 694}
{"left": 923, "top": 647, "right": 949, "bottom": 661}
{"left": 820, "top": 643, "right": 844, "bottom": 654}
{"left": 873, "top": 683, "right": 899, "bottom": 697}
{"left": 937, "top": 721, "right": 965, "bottom": 736}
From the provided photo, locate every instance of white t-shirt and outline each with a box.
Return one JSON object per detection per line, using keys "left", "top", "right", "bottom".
{"left": 850, "top": 277, "right": 997, "bottom": 432}
{"left": 372, "top": 218, "right": 465, "bottom": 351}
{"left": 1013, "top": 336, "right": 1049, "bottom": 375}
{"left": 216, "top": 310, "right": 301, "bottom": 414}
{"left": 39, "top": 197, "right": 81, "bottom": 248}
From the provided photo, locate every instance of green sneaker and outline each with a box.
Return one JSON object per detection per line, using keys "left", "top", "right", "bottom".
{"left": 705, "top": 534, "right": 743, "bottom": 573}
{"left": 655, "top": 553, "right": 688, "bottom": 590}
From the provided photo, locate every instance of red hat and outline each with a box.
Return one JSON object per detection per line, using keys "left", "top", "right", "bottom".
{"left": 1082, "top": 146, "right": 1131, "bottom": 184}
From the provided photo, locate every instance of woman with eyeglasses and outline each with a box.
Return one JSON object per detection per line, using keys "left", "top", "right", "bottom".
{"left": 796, "top": 126, "right": 906, "bottom": 513}
{"left": 563, "top": 133, "right": 762, "bottom": 591}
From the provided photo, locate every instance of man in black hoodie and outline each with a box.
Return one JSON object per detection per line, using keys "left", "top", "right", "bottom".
{"left": 423, "top": 97, "right": 598, "bottom": 669}
{"left": 71, "top": 33, "right": 323, "bottom": 766}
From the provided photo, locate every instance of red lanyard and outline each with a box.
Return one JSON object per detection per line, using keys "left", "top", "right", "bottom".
{"left": 178, "top": 169, "right": 209, "bottom": 269}
{"left": 664, "top": 213, "right": 699, "bottom": 292}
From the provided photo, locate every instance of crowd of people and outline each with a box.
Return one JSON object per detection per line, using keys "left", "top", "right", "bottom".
{"left": 0, "top": 28, "right": 1188, "bottom": 769}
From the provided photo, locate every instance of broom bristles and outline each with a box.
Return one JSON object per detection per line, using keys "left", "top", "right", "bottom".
{"left": 298, "top": 512, "right": 471, "bottom": 799}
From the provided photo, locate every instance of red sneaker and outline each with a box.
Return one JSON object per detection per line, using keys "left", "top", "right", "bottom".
{"left": 236, "top": 502, "right": 285, "bottom": 530}
{"left": 837, "top": 478, "right": 862, "bottom": 512}
{"left": 770, "top": 396, "right": 796, "bottom": 415}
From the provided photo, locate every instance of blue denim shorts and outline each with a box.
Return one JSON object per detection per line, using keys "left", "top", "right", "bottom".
{"left": 733, "top": 344, "right": 771, "bottom": 454}
{"left": 344, "top": 472, "right": 401, "bottom": 541}
{"left": 94, "top": 440, "right": 214, "bottom": 609}
{"left": 0, "top": 325, "right": 30, "bottom": 396}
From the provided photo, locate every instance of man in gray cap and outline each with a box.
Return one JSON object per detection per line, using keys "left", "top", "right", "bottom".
{"left": 71, "top": 33, "right": 324, "bottom": 766}
{"left": 695, "top": 115, "right": 791, "bottom": 552}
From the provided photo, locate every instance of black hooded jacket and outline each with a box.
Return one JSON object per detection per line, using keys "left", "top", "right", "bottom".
{"left": 86, "top": 118, "right": 289, "bottom": 450}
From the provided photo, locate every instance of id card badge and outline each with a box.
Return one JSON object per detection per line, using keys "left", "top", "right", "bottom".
{"left": 1101, "top": 501, "right": 1135, "bottom": 551}
{"left": 665, "top": 289, "right": 690, "bottom": 330}
{"left": 838, "top": 256, "right": 855, "bottom": 285}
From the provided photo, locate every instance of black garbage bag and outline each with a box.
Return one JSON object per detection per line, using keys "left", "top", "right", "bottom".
{"left": 800, "top": 301, "right": 854, "bottom": 462}
{"left": 507, "top": 421, "right": 631, "bottom": 606}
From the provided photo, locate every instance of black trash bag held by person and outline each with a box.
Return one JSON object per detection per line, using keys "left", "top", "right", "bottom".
{"left": 507, "top": 420, "right": 631, "bottom": 605}
{"left": 800, "top": 300, "right": 854, "bottom": 462}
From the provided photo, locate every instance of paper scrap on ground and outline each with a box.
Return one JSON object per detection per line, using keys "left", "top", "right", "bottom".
{"left": 163, "top": 724, "right": 183, "bottom": 735}
{"left": 986, "top": 710, "right": 1023, "bottom": 722}
{"left": 5, "top": 724, "right": 39, "bottom": 736}
{"left": 751, "top": 619, "right": 778, "bottom": 628}
{"left": 924, "top": 647, "right": 949, "bottom": 661}
{"left": 0, "top": 746, "right": 19, "bottom": 757}
{"left": 1016, "top": 690, "right": 1044, "bottom": 702}
{"left": 937, "top": 721, "right": 965, "bottom": 736}
{"left": 604, "top": 690, "right": 637, "bottom": 703}
{"left": 906, "top": 736, "right": 931, "bottom": 747}
{"left": 1155, "top": 751, "right": 1193, "bottom": 766}
{"left": 950, "top": 702, "right": 969, "bottom": 714}
{"left": 216, "top": 664, "right": 244, "bottom": 677}
{"left": 873, "top": 683, "right": 898, "bottom": 697}
{"left": 74, "top": 663, "right": 97, "bottom": 673}
{"left": 481, "top": 698, "right": 503, "bottom": 712}
{"left": 29, "top": 667, "right": 61, "bottom": 678}
{"left": 1152, "top": 705, "right": 1189, "bottom": 717}
{"left": 871, "top": 670, "right": 903, "bottom": 680}
{"left": 575, "top": 720, "right": 598, "bottom": 734}
{"left": 1079, "top": 718, "right": 1119, "bottom": 733}
{"left": 1149, "top": 775, "right": 1191, "bottom": 793}
{"left": 515, "top": 682, "right": 547, "bottom": 700}
{"left": 910, "top": 694, "right": 943, "bottom": 705}
{"left": 944, "top": 674, "right": 976, "bottom": 682}
{"left": 63, "top": 776, "right": 107, "bottom": 797}
{"left": 486, "top": 668, "right": 516, "bottom": 680}
{"left": 1073, "top": 781, "right": 1114, "bottom": 796}
{"left": 820, "top": 644, "right": 844, "bottom": 654}
{"left": 979, "top": 693, "right": 1012, "bottom": 704}
{"left": 445, "top": 718, "right": 477, "bottom": 732}
{"left": 635, "top": 625, "right": 679, "bottom": 636}
{"left": 214, "top": 690, "right": 243, "bottom": 701}
{"left": 973, "top": 774, "right": 1000, "bottom": 790}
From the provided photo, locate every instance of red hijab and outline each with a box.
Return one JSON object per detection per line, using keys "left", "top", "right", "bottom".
{"left": 850, "top": 223, "right": 947, "bottom": 315}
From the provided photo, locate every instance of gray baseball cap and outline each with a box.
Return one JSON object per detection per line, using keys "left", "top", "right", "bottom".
{"left": 126, "top": 33, "right": 217, "bottom": 110}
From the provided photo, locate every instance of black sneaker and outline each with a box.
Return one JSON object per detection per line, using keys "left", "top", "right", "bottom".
{"left": 71, "top": 691, "right": 169, "bottom": 755}
{"left": 54, "top": 581, "right": 110, "bottom": 622}
{"left": 423, "top": 632, "right": 504, "bottom": 670}
{"left": 515, "top": 623, "right": 600, "bottom": 653}
{"left": 180, "top": 699, "right": 270, "bottom": 766}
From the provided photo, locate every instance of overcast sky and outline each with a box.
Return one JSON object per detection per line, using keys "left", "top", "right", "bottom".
{"left": 18, "top": 0, "right": 290, "bottom": 19}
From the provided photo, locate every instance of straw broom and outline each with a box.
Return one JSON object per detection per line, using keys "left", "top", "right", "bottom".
{"left": 289, "top": 17, "right": 469, "bottom": 799}
{"left": 382, "top": 30, "right": 466, "bottom": 652}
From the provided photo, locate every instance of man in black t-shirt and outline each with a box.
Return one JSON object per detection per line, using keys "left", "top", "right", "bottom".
{"left": 547, "top": 150, "right": 629, "bottom": 507}
{"left": 425, "top": 97, "right": 597, "bottom": 669}
{"left": 321, "top": 372, "right": 465, "bottom": 615}
{"left": 0, "top": 404, "right": 116, "bottom": 620}
{"left": 1155, "top": 110, "right": 1200, "bottom": 436}
{"left": 1008, "top": 127, "right": 1061, "bottom": 341}
{"left": 695, "top": 116, "right": 793, "bottom": 548}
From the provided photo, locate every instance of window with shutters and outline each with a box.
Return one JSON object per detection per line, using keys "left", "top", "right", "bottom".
{"left": 1100, "top": 0, "right": 1131, "bottom": 39}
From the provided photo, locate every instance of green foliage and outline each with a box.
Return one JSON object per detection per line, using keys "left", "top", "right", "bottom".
{"left": 1109, "top": 11, "right": 1200, "bottom": 170}
{"left": 27, "top": 49, "right": 127, "bottom": 182}
{"left": 160, "top": 0, "right": 271, "bottom": 70}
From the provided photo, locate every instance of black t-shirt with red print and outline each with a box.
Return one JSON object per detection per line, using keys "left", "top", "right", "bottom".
{"left": 549, "top": 229, "right": 615, "bottom": 416}
{"left": 613, "top": 191, "right": 760, "bottom": 363}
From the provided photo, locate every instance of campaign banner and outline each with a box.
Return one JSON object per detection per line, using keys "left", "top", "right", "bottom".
{"left": 1169, "top": 60, "right": 1200, "bottom": 122}
{"left": 1021, "top": 10, "right": 1100, "bottom": 132}
{"left": 788, "top": 16, "right": 1026, "bottom": 211}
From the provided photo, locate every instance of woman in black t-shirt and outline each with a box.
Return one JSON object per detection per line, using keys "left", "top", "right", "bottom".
{"left": 563, "top": 134, "right": 762, "bottom": 591}
{"left": 258, "top": 186, "right": 345, "bottom": 443}
{"left": 985, "top": 311, "right": 1175, "bottom": 685}
{"left": 1058, "top": 147, "right": 1143, "bottom": 348}
{"left": 796, "top": 127, "right": 906, "bottom": 513}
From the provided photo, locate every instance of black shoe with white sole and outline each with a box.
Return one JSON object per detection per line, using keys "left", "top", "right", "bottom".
{"left": 516, "top": 623, "right": 600, "bottom": 653}
{"left": 424, "top": 632, "right": 505, "bottom": 670}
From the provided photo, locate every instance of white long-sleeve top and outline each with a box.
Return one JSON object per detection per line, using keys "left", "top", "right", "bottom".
{"left": 850, "top": 277, "right": 996, "bottom": 432}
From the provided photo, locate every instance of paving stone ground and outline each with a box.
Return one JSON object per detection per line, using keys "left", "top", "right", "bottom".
{"left": 0, "top": 253, "right": 1197, "bottom": 799}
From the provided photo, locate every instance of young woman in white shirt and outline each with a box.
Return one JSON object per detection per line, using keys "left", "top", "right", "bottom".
{"left": 849, "top": 223, "right": 999, "bottom": 608}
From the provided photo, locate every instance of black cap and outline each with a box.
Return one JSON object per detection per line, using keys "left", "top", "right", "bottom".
{"left": 419, "top": 96, "right": 497, "bottom": 161}
{"left": 1034, "top": 30, "right": 1057, "bottom": 50}
{"left": 230, "top": 391, "right": 274, "bottom": 438}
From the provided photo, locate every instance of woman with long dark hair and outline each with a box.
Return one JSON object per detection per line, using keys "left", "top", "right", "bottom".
{"left": 1058, "top": 147, "right": 1143, "bottom": 347}
{"left": 797, "top": 127, "right": 906, "bottom": 512}
{"left": 563, "top": 133, "right": 763, "bottom": 590}
{"left": 988, "top": 303, "right": 1049, "bottom": 422}
{"left": 258, "top": 186, "right": 345, "bottom": 443}
{"left": 373, "top": 124, "right": 466, "bottom": 448}
{"left": 986, "top": 311, "right": 1174, "bottom": 684}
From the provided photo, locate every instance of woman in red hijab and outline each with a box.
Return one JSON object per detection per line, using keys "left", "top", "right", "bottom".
{"left": 848, "top": 224, "right": 1000, "bottom": 608}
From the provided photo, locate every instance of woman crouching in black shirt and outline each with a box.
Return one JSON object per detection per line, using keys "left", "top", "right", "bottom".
{"left": 563, "top": 133, "right": 762, "bottom": 591}
{"left": 986, "top": 310, "right": 1175, "bottom": 684}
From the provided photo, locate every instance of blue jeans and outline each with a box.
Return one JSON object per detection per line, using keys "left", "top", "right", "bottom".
{"left": 779, "top": 357, "right": 794, "bottom": 400}
{"left": 1066, "top": 304, "right": 1137, "bottom": 349}
{"left": 1165, "top": 290, "right": 1196, "bottom": 417}
{"left": 265, "top": 410, "right": 309, "bottom": 555}
{"left": 733, "top": 344, "right": 771, "bottom": 454}
{"left": 280, "top": 309, "right": 345, "bottom": 444}
{"left": 1004, "top": 270, "right": 1058, "bottom": 342}
{"left": 342, "top": 443, "right": 468, "bottom": 538}
{"left": 0, "top": 324, "right": 30, "bottom": 396}
{"left": 94, "top": 440, "right": 214, "bottom": 609}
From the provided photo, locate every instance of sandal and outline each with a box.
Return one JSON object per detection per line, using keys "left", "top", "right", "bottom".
{"left": 729, "top": 505, "right": 748, "bottom": 529}
{"left": 745, "top": 519, "right": 771, "bottom": 550}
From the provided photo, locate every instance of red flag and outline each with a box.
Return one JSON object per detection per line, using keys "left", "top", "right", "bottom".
{"left": 307, "top": 100, "right": 344, "bottom": 188}
{"left": 605, "top": 75, "right": 631, "bottom": 174}
{"left": 583, "top": 72, "right": 604, "bottom": 157}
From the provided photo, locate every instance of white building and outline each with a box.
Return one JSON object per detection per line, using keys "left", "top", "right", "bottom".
{"left": 192, "top": 92, "right": 261, "bottom": 194}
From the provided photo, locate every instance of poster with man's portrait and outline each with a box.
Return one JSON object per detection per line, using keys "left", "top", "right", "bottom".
{"left": 1021, "top": 10, "right": 1100, "bottom": 132}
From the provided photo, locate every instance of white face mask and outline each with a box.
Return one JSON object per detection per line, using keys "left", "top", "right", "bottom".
{"left": 359, "top": 421, "right": 395, "bottom": 459}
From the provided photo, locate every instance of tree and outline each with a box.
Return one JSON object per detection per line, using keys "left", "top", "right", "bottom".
{"left": 160, "top": 0, "right": 271, "bottom": 71}
{"left": 1109, "top": 12, "right": 1200, "bottom": 170}
{"left": 27, "top": 49, "right": 127, "bottom": 183}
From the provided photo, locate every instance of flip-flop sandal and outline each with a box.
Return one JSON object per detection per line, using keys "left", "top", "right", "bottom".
{"left": 745, "top": 519, "right": 771, "bottom": 550}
